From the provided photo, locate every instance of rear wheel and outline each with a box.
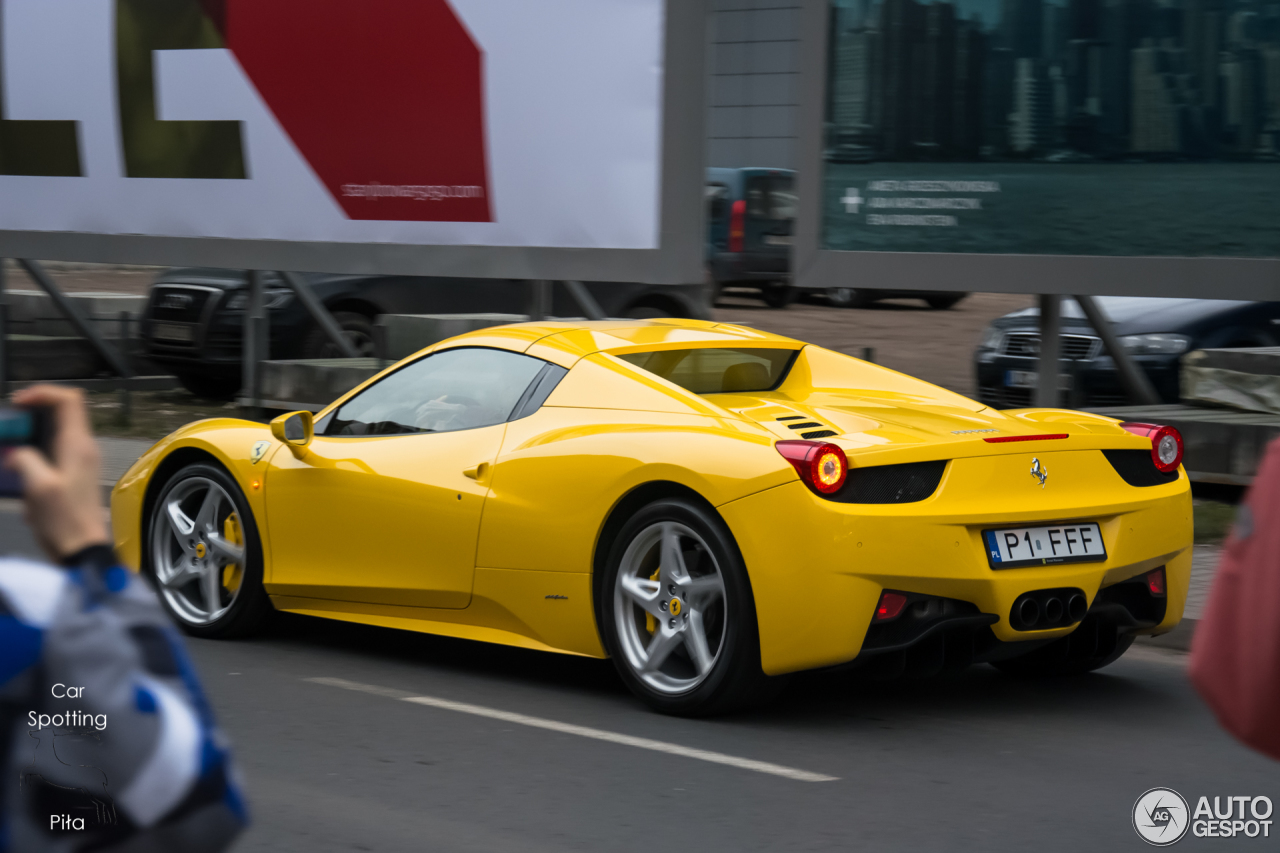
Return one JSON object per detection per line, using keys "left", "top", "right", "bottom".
{"left": 761, "top": 282, "right": 795, "bottom": 309}
{"left": 992, "top": 624, "right": 1135, "bottom": 677}
{"left": 600, "top": 498, "right": 778, "bottom": 715}
{"left": 146, "top": 463, "right": 272, "bottom": 638}
{"left": 301, "top": 310, "right": 375, "bottom": 359}
{"left": 625, "top": 305, "right": 671, "bottom": 320}
{"left": 826, "top": 287, "right": 872, "bottom": 308}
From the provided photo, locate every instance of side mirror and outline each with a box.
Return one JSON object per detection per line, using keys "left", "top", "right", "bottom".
{"left": 270, "top": 411, "right": 314, "bottom": 449}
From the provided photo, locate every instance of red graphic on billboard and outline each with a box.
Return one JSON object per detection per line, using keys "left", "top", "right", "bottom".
{"left": 200, "top": 0, "right": 491, "bottom": 222}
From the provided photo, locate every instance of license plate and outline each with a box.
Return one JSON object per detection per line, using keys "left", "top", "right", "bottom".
{"left": 763, "top": 234, "right": 791, "bottom": 246}
{"left": 983, "top": 522, "right": 1106, "bottom": 569}
{"left": 1005, "top": 370, "right": 1071, "bottom": 390}
{"left": 153, "top": 322, "right": 195, "bottom": 343}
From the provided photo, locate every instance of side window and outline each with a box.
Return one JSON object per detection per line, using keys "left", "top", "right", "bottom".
{"left": 705, "top": 183, "right": 729, "bottom": 222}
{"left": 745, "top": 177, "right": 769, "bottom": 218}
{"left": 769, "top": 176, "right": 797, "bottom": 221}
{"left": 324, "top": 347, "right": 548, "bottom": 436}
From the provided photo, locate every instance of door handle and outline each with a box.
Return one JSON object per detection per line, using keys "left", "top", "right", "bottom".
{"left": 463, "top": 462, "right": 491, "bottom": 483}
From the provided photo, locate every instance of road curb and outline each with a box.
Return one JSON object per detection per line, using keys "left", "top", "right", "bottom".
{"left": 1136, "top": 619, "right": 1197, "bottom": 652}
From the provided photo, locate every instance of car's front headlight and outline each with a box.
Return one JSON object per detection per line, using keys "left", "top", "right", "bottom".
{"left": 979, "top": 326, "right": 1005, "bottom": 351}
{"left": 1118, "top": 333, "right": 1191, "bottom": 355}
{"left": 223, "top": 289, "right": 294, "bottom": 311}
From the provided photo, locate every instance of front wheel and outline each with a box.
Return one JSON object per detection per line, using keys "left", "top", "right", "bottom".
{"left": 146, "top": 462, "right": 273, "bottom": 638}
{"left": 600, "top": 498, "right": 778, "bottom": 715}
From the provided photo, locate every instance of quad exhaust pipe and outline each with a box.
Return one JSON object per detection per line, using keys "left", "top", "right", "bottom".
{"left": 1015, "top": 597, "right": 1040, "bottom": 628}
{"left": 1010, "top": 587, "right": 1089, "bottom": 631}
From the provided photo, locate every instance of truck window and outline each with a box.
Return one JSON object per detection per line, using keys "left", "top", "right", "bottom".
{"left": 706, "top": 183, "right": 729, "bottom": 221}
{"left": 745, "top": 175, "right": 795, "bottom": 221}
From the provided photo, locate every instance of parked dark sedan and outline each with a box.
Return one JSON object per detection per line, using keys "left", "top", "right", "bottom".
{"left": 974, "top": 297, "right": 1280, "bottom": 408}
{"left": 144, "top": 269, "right": 711, "bottom": 398}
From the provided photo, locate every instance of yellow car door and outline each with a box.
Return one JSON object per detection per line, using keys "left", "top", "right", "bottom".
{"left": 263, "top": 346, "right": 551, "bottom": 609}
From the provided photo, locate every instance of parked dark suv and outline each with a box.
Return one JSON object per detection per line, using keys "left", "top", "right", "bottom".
{"left": 143, "top": 269, "right": 711, "bottom": 398}
{"left": 974, "top": 297, "right": 1280, "bottom": 408}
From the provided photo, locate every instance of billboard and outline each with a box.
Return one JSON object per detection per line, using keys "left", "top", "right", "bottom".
{"left": 794, "top": 0, "right": 1280, "bottom": 299}
{"left": 0, "top": 0, "right": 707, "bottom": 284}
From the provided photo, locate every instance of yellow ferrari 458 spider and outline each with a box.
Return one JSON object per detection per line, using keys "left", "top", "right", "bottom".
{"left": 111, "top": 319, "right": 1192, "bottom": 714}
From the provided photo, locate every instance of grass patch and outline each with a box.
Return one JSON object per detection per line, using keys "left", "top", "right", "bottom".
{"left": 87, "top": 389, "right": 245, "bottom": 441}
{"left": 1193, "top": 499, "right": 1237, "bottom": 544}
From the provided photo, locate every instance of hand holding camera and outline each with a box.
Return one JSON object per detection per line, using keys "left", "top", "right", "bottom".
{"left": 1, "top": 385, "right": 110, "bottom": 561}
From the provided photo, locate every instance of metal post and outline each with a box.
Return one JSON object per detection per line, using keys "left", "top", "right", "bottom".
{"left": 0, "top": 259, "right": 7, "bottom": 397}
{"left": 19, "top": 259, "right": 133, "bottom": 379}
{"left": 528, "top": 280, "right": 552, "bottom": 322}
{"left": 280, "top": 271, "right": 360, "bottom": 359}
{"left": 1035, "top": 294, "right": 1062, "bottom": 408}
{"left": 117, "top": 311, "right": 132, "bottom": 426}
{"left": 1075, "top": 294, "right": 1161, "bottom": 406}
{"left": 242, "top": 271, "right": 267, "bottom": 414}
{"left": 563, "top": 281, "right": 606, "bottom": 321}
{"left": 861, "top": 346, "right": 875, "bottom": 363}
{"left": 373, "top": 321, "right": 389, "bottom": 369}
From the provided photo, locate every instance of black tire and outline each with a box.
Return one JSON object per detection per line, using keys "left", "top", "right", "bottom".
{"left": 925, "top": 294, "right": 967, "bottom": 310}
{"left": 598, "top": 498, "right": 780, "bottom": 715}
{"left": 144, "top": 462, "right": 273, "bottom": 638}
{"left": 826, "top": 287, "right": 873, "bottom": 309}
{"left": 991, "top": 623, "right": 1135, "bottom": 677}
{"left": 761, "top": 282, "right": 795, "bottom": 309}
{"left": 176, "top": 370, "right": 241, "bottom": 401}
{"left": 625, "top": 305, "right": 671, "bottom": 320}
{"left": 301, "top": 310, "right": 375, "bottom": 359}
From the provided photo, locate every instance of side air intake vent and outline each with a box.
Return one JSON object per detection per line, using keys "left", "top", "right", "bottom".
{"left": 801, "top": 430, "right": 838, "bottom": 439}
{"left": 1102, "top": 449, "right": 1179, "bottom": 487}
{"left": 830, "top": 460, "right": 948, "bottom": 504}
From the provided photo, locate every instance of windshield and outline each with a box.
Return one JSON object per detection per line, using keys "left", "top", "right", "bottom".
{"left": 618, "top": 347, "right": 798, "bottom": 394}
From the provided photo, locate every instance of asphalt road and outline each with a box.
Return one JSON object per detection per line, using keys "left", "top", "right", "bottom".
{"left": 2, "top": 506, "right": 1277, "bottom": 851}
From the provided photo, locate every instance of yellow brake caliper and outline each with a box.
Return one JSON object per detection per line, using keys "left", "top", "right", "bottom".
{"left": 646, "top": 568, "right": 660, "bottom": 634}
{"left": 221, "top": 513, "right": 245, "bottom": 593}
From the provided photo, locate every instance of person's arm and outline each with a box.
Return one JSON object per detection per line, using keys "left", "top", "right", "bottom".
{"left": 1, "top": 385, "right": 247, "bottom": 852}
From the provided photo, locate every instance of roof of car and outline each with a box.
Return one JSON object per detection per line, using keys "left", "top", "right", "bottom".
{"left": 439, "top": 318, "right": 802, "bottom": 365}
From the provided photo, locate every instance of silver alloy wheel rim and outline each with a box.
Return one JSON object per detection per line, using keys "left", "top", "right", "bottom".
{"left": 150, "top": 476, "right": 247, "bottom": 626}
{"left": 613, "top": 521, "right": 728, "bottom": 695}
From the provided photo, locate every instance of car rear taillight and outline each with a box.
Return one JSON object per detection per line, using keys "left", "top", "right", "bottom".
{"left": 776, "top": 440, "right": 848, "bottom": 495}
{"left": 728, "top": 199, "right": 746, "bottom": 253}
{"left": 1146, "top": 567, "right": 1167, "bottom": 597}
{"left": 1120, "top": 422, "right": 1184, "bottom": 473}
{"left": 874, "top": 591, "right": 908, "bottom": 622}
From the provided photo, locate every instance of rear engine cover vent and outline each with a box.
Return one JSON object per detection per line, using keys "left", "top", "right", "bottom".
{"left": 1102, "top": 450, "right": 1178, "bottom": 487}
{"left": 801, "top": 430, "right": 837, "bottom": 439}
{"left": 831, "top": 460, "right": 947, "bottom": 504}
{"left": 786, "top": 421, "right": 823, "bottom": 430}
{"left": 776, "top": 415, "right": 805, "bottom": 421}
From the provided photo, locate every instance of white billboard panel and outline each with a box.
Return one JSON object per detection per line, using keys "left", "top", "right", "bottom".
{"left": 0, "top": 0, "right": 706, "bottom": 283}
